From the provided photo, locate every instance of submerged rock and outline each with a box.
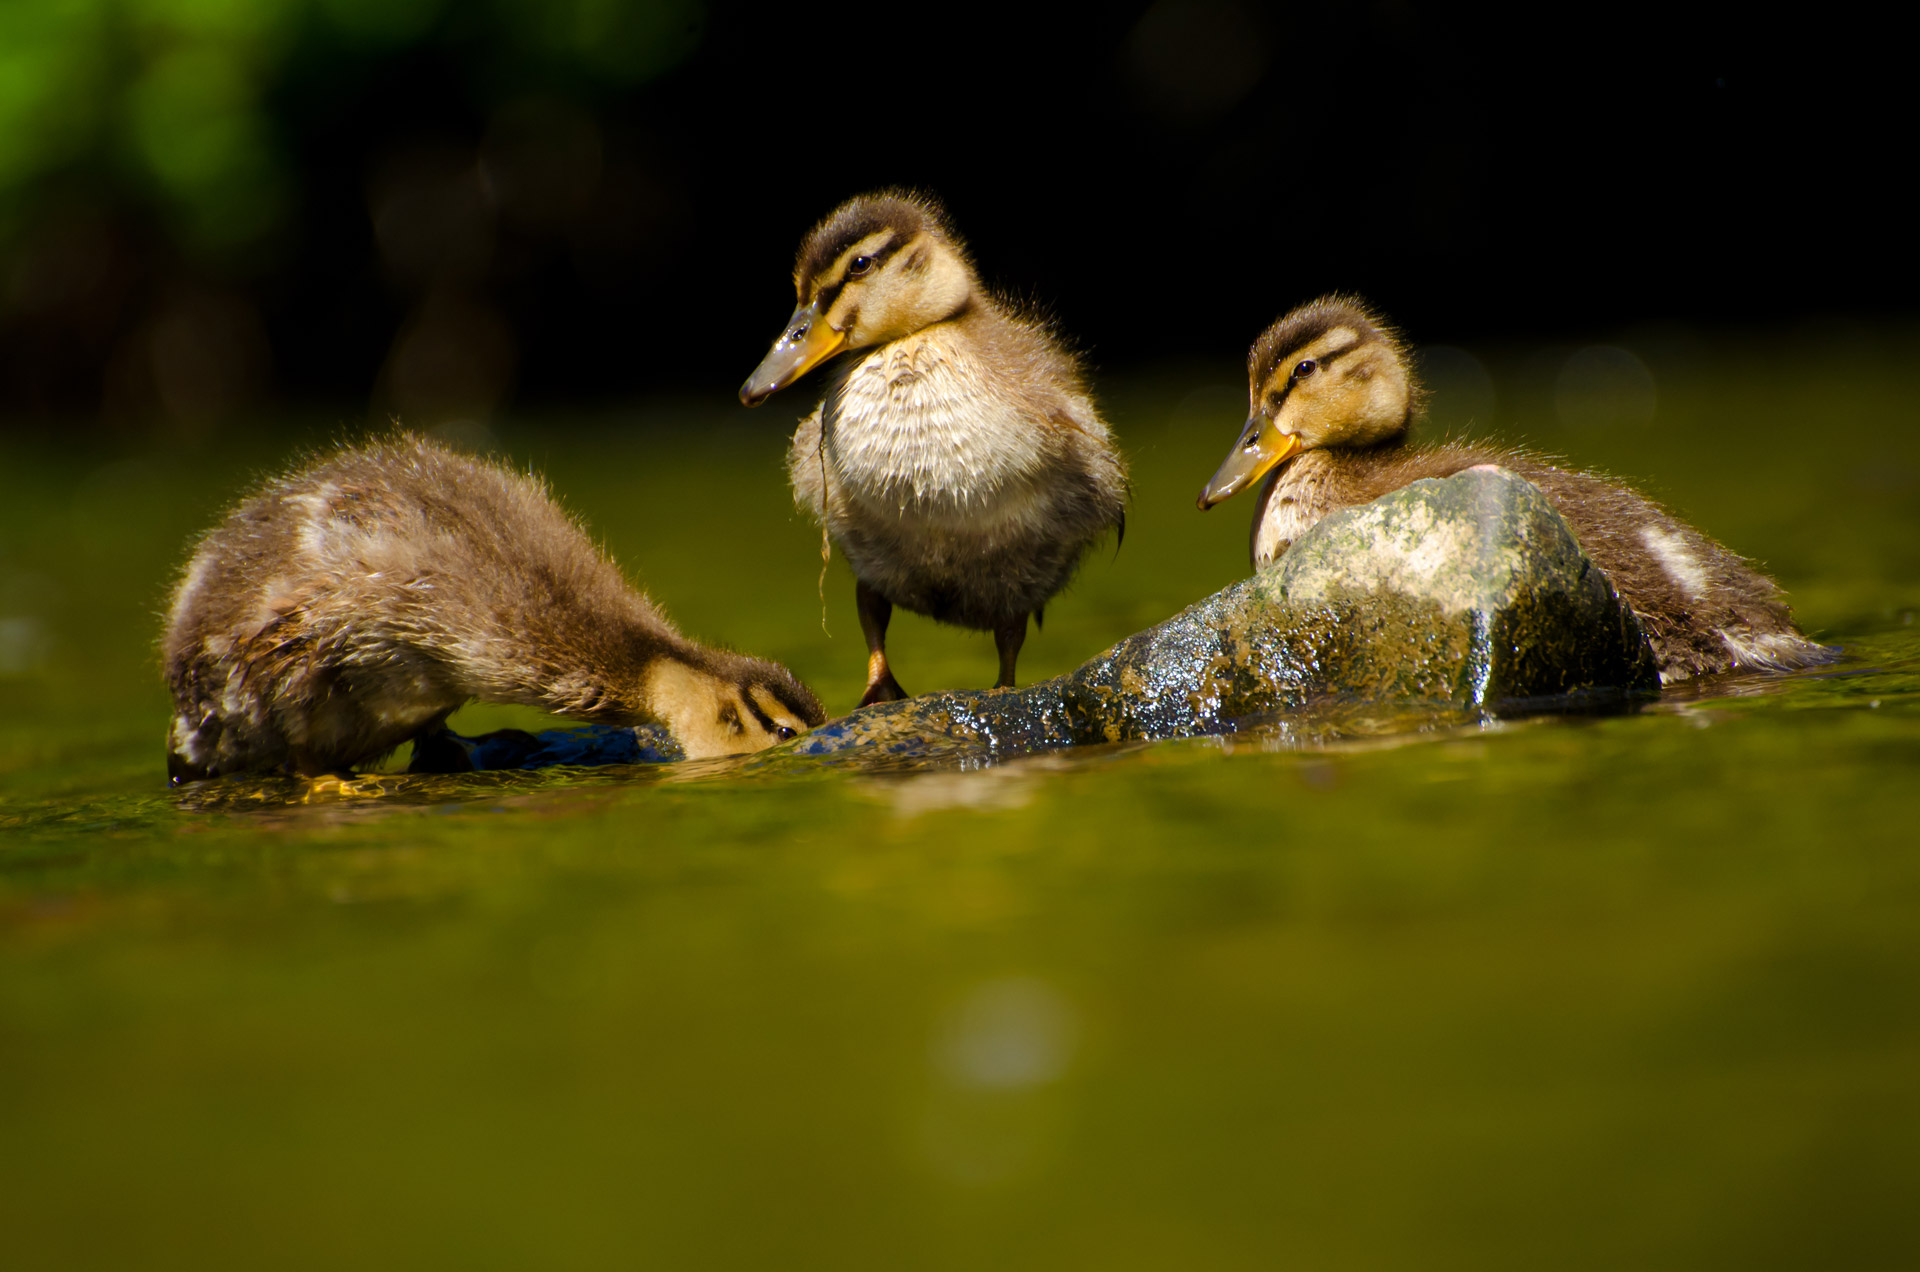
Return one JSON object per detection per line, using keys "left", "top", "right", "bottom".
{"left": 409, "top": 722, "right": 684, "bottom": 772}
{"left": 445, "top": 468, "right": 1660, "bottom": 770}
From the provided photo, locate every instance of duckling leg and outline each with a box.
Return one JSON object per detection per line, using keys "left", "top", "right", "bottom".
{"left": 408, "top": 725, "right": 480, "bottom": 774}
{"left": 856, "top": 580, "right": 908, "bottom": 706}
{"left": 993, "top": 615, "right": 1028, "bottom": 689}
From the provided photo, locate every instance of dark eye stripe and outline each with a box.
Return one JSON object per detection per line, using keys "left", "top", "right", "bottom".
{"left": 842, "top": 238, "right": 902, "bottom": 279}
{"left": 772, "top": 684, "right": 823, "bottom": 725}
{"left": 740, "top": 691, "right": 778, "bottom": 734}
{"left": 808, "top": 236, "right": 911, "bottom": 299}
{"left": 1262, "top": 341, "right": 1365, "bottom": 399}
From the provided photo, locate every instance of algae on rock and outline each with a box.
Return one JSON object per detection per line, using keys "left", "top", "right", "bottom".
{"left": 794, "top": 468, "right": 1660, "bottom": 762}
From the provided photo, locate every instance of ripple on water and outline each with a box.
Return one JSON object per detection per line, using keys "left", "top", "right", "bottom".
{"left": 4, "top": 630, "right": 1913, "bottom": 846}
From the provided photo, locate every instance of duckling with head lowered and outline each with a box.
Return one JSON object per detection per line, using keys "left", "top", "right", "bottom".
{"left": 740, "top": 190, "right": 1129, "bottom": 706}
{"left": 163, "top": 436, "right": 824, "bottom": 782}
{"left": 1198, "top": 295, "right": 1829, "bottom": 682}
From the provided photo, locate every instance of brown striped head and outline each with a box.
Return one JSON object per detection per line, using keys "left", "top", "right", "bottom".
{"left": 1198, "top": 295, "right": 1418, "bottom": 509}
{"left": 740, "top": 190, "right": 976, "bottom": 405}
{"left": 730, "top": 652, "right": 827, "bottom": 737}
{"left": 646, "top": 652, "right": 827, "bottom": 758}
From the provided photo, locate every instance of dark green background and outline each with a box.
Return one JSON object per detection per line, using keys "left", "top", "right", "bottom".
{"left": 5, "top": 3, "right": 1917, "bottom": 1265}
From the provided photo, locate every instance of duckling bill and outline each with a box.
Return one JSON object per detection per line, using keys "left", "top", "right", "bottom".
{"left": 1199, "top": 294, "right": 1830, "bottom": 682}
{"left": 740, "top": 189, "right": 1129, "bottom": 706}
{"left": 163, "top": 436, "right": 824, "bottom": 782}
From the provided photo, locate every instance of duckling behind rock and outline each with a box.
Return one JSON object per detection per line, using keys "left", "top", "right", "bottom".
{"left": 740, "top": 190, "right": 1129, "bottom": 705}
{"left": 1197, "top": 295, "right": 1830, "bottom": 682}
{"left": 163, "top": 436, "right": 824, "bottom": 782}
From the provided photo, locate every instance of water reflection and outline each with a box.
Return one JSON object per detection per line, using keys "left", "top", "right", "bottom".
{"left": 0, "top": 569, "right": 57, "bottom": 678}
{"left": 0, "top": 617, "right": 49, "bottom": 676}
{"left": 870, "top": 762, "right": 1044, "bottom": 817}
{"left": 112, "top": 653, "right": 1896, "bottom": 833}
{"left": 919, "top": 977, "right": 1078, "bottom": 1187}
{"left": 145, "top": 701, "right": 1577, "bottom": 819}
{"left": 934, "top": 977, "right": 1077, "bottom": 1090}
{"left": 39, "top": 633, "right": 1902, "bottom": 832}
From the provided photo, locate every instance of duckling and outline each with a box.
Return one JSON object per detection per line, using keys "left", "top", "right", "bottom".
{"left": 162, "top": 436, "right": 824, "bottom": 782}
{"left": 739, "top": 190, "right": 1128, "bottom": 706}
{"left": 1197, "top": 295, "right": 1829, "bottom": 683}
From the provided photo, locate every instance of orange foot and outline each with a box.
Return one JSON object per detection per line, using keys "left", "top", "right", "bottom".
{"left": 859, "top": 671, "right": 909, "bottom": 707}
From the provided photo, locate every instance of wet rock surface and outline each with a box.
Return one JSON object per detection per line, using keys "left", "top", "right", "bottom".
{"left": 795, "top": 468, "right": 1659, "bottom": 762}
{"left": 452, "top": 469, "right": 1661, "bottom": 770}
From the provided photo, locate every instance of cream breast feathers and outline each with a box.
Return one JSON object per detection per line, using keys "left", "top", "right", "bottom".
{"left": 825, "top": 326, "right": 1063, "bottom": 518}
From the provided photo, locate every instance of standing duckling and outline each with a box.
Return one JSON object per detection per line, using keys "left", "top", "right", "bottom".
{"left": 740, "top": 190, "right": 1129, "bottom": 706}
{"left": 163, "top": 436, "right": 824, "bottom": 782}
{"left": 1197, "top": 295, "right": 1829, "bottom": 682}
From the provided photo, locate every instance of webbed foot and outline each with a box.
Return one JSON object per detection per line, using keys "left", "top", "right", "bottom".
{"left": 859, "top": 670, "right": 909, "bottom": 707}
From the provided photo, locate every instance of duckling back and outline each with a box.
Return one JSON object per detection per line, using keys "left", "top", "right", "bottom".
{"left": 1501, "top": 457, "right": 1828, "bottom": 679}
{"left": 163, "top": 436, "right": 822, "bottom": 781}
{"left": 1245, "top": 424, "right": 1829, "bottom": 683}
{"left": 1213, "top": 294, "right": 1829, "bottom": 684}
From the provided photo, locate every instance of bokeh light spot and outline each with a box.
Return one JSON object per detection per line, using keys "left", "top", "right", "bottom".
{"left": 1125, "top": 0, "right": 1268, "bottom": 122}
{"left": 0, "top": 0, "right": 108, "bottom": 192}
{"left": 932, "top": 976, "right": 1076, "bottom": 1090}
{"left": 126, "top": 44, "right": 287, "bottom": 251}
{"left": 317, "top": 0, "right": 447, "bottom": 48}
{"left": 1417, "top": 345, "right": 1499, "bottom": 434}
{"left": 1555, "top": 345, "right": 1657, "bottom": 430}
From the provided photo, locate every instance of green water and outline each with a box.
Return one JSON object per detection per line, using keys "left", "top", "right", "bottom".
{"left": 4, "top": 335, "right": 1919, "bottom": 1268}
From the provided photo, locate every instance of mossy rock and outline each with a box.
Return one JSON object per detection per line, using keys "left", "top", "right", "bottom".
{"left": 793, "top": 467, "right": 1659, "bottom": 761}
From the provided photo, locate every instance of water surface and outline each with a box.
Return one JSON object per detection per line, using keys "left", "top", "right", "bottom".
{"left": 4, "top": 336, "right": 1919, "bottom": 1268}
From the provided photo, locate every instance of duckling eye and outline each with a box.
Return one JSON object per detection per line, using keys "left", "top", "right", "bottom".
{"left": 776, "top": 725, "right": 797, "bottom": 741}
{"left": 1292, "top": 359, "right": 1318, "bottom": 380}
{"left": 847, "top": 255, "right": 875, "bottom": 278}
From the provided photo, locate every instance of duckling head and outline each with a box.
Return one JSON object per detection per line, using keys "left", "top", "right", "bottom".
{"left": 740, "top": 190, "right": 977, "bottom": 406}
{"left": 1197, "top": 295, "right": 1420, "bottom": 510}
{"left": 647, "top": 652, "right": 827, "bottom": 758}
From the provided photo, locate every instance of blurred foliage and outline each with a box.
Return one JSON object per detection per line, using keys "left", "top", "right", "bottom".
{"left": 0, "top": 0, "right": 701, "bottom": 263}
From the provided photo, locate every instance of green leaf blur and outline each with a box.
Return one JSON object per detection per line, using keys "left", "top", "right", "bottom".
{"left": 0, "top": 0, "right": 701, "bottom": 260}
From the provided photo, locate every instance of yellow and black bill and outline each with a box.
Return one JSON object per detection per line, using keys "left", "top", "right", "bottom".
{"left": 1196, "top": 416, "right": 1303, "bottom": 510}
{"left": 739, "top": 299, "right": 848, "bottom": 406}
